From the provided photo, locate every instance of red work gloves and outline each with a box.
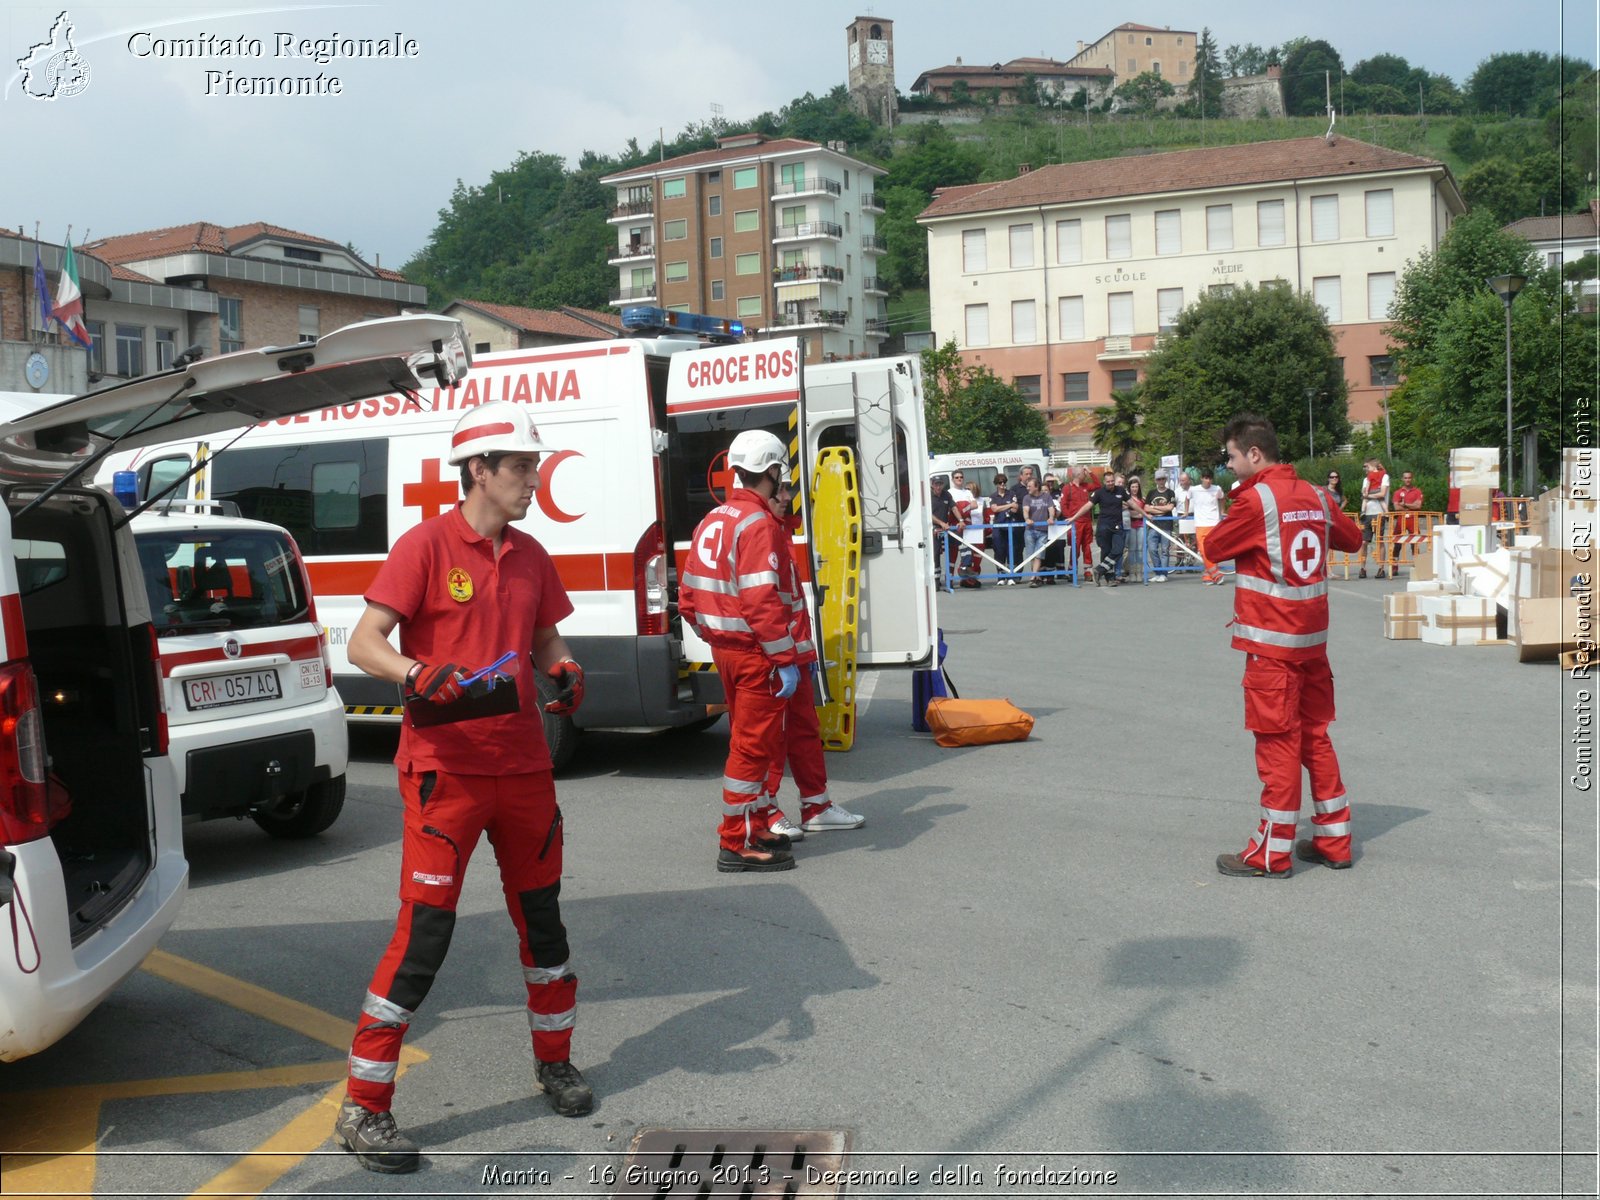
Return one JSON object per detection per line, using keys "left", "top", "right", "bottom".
{"left": 544, "top": 659, "right": 584, "bottom": 714}
{"left": 405, "top": 661, "right": 464, "bottom": 705}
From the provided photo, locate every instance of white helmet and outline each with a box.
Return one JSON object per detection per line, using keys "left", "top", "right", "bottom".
{"left": 728, "top": 430, "right": 787, "bottom": 475}
{"left": 447, "top": 401, "right": 551, "bottom": 465}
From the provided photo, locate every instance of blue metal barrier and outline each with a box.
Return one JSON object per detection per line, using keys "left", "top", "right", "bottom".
{"left": 937, "top": 523, "right": 1079, "bottom": 588}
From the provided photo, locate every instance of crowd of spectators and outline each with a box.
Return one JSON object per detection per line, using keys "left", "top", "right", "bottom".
{"left": 929, "top": 457, "right": 1432, "bottom": 591}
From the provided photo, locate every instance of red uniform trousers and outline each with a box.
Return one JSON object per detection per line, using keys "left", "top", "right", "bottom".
{"left": 1237, "top": 654, "right": 1353, "bottom": 872}
{"left": 347, "top": 768, "right": 576, "bottom": 1112}
{"left": 1074, "top": 519, "right": 1093, "bottom": 566}
{"left": 714, "top": 649, "right": 789, "bottom": 851}
{"left": 756, "top": 669, "right": 833, "bottom": 824}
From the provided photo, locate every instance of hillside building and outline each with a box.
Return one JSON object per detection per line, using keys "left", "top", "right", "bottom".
{"left": 1065, "top": 22, "right": 1196, "bottom": 87}
{"left": 600, "top": 133, "right": 889, "bottom": 365}
{"left": 444, "top": 300, "right": 621, "bottom": 353}
{"left": 917, "top": 136, "right": 1465, "bottom": 450}
{"left": 910, "top": 57, "right": 1115, "bottom": 106}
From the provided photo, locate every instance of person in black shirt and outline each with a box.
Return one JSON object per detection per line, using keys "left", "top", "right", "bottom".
{"left": 987, "top": 473, "right": 1020, "bottom": 585}
{"left": 1064, "top": 474, "right": 1145, "bottom": 587}
{"left": 1040, "top": 474, "right": 1066, "bottom": 582}
{"left": 930, "top": 477, "right": 957, "bottom": 592}
{"left": 1144, "top": 474, "right": 1177, "bottom": 581}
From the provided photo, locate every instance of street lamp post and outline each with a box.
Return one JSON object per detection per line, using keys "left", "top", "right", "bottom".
{"left": 1304, "top": 386, "right": 1316, "bottom": 460}
{"left": 1487, "top": 273, "right": 1527, "bottom": 498}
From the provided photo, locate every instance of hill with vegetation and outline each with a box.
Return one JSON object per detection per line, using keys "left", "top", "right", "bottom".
{"left": 400, "top": 46, "right": 1594, "bottom": 340}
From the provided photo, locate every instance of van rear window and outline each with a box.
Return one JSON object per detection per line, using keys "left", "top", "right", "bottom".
{"left": 135, "top": 529, "right": 310, "bottom": 634}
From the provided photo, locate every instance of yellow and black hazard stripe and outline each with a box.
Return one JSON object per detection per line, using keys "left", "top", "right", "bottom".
{"left": 786, "top": 408, "right": 803, "bottom": 514}
{"left": 346, "top": 704, "right": 404, "bottom": 717}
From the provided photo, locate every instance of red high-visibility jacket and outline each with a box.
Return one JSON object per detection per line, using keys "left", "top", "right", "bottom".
{"left": 1204, "top": 464, "right": 1364, "bottom": 661}
{"left": 679, "top": 488, "right": 807, "bottom": 666}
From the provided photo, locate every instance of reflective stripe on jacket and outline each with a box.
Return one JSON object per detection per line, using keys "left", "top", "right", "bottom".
{"left": 679, "top": 488, "right": 806, "bottom": 666}
{"left": 1203, "top": 463, "right": 1364, "bottom": 661}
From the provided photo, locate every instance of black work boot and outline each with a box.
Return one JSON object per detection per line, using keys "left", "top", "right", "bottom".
{"left": 333, "top": 1097, "right": 420, "bottom": 1174}
{"left": 1216, "top": 852, "right": 1291, "bottom": 879}
{"left": 536, "top": 1059, "right": 596, "bottom": 1116}
{"left": 717, "top": 845, "right": 796, "bottom": 873}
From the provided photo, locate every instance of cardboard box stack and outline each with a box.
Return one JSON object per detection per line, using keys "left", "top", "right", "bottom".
{"left": 1449, "top": 448, "right": 1500, "bottom": 489}
{"left": 1384, "top": 593, "right": 1425, "bottom": 640}
{"left": 1514, "top": 596, "right": 1582, "bottom": 662}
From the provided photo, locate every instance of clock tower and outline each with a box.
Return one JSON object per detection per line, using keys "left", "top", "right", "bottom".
{"left": 845, "top": 16, "right": 897, "bottom": 127}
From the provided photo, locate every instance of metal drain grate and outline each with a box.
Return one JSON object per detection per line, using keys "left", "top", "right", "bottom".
{"left": 614, "top": 1129, "right": 851, "bottom": 1200}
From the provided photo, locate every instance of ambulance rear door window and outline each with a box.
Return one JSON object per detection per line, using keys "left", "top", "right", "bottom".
{"left": 210, "top": 439, "right": 389, "bottom": 555}
{"left": 664, "top": 409, "right": 791, "bottom": 547}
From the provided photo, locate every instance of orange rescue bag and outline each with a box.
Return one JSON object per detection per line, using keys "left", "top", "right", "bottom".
{"left": 924, "top": 698, "right": 1034, "bottom": 747}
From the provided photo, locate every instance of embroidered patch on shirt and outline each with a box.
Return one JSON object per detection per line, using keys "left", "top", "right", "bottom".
{"left": 411, "top": 870, "right": 454, "bottom": 886}
{"left": 447, "top": 567, "right": 473, "bottom": 603}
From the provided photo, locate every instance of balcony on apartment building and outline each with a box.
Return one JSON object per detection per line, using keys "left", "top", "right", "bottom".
{"left": 861, "top": 234, "right": 887, "bottom": 254}
{"left": 862, "top": 276, "right": 887, "bottom": 295}
{"left": 771, "top": 176, "right": 843, "bottom": 201}
{"left": 608, "top": 193, "right": 654, "bottom": 222}
{"left": 1095, "top": 334, "right": 1152, "bottom": 362}
{"left": 773, "top": 220, "right": 844, "bottom": 244}
{"left": 768, "top": 308, "right": 849, "bottom": 331}
{"left": 773, "top": 263, "right": 845, "bottom": 287}
{"left": 864, "top": 318, "right": 890, "bottom": 338}
{"left": 861, "top": 192, "right": 884, "bottom": 213}
{"left": 608, "top": 240, "right": 655, "bottom": 264}
{"left": 609, "top": 284, "right": 658, "bottom": 305}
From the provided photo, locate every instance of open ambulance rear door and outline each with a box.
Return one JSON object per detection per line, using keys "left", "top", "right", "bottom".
{"left": 802, "top": 356, "right": 936, "bottom": 668}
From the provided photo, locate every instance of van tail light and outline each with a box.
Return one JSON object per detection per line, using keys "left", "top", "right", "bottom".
{"left": 634, "top": 523, "right": 667, "bottom": 636}
{"left": 0, "top": 662, "right": 53, "bottom": 845}
{"left": 144, "top": 624, "right": 169, "bottom": 757}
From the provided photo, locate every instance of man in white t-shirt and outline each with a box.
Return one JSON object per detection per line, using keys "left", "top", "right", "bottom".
{"left": 1191, "top": 470, "right": 1227, "bottom": 584}
{"left": 1356, "top": 459, "right": 1391, "bottom": 579}
{"left": 947, "top": 470, "right": 981, "bottom": 588}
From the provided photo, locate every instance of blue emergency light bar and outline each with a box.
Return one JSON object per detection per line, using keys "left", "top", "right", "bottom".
{"left": 620, "top": 307, "right": 744, "bottom": 343}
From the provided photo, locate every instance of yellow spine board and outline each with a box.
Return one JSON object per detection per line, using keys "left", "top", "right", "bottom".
{"left": 811, "top": 447, "right": 861, "bottom": 751}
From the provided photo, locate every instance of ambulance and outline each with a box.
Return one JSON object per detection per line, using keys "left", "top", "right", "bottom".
{"left": 98, "top": 310, "right": 938, "bottom": 767}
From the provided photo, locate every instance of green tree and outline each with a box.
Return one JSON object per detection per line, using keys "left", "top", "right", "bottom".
{"left": 920, "top": 340, "right": 1050, "bottom": 453}
{"left": 1462, "top": 157, "right": 1532, "bottom": 222}
{"left": 1113, "top": 70, "right": 1175, "bottom": 115}
{"left": 1281, "top": 39, "right": 1343, "bottom": 116}
{"left": 1092, "top": 388, "right": 1144, "bottom": 471}
{"left": 880, "top": 122, "right": 982, "bottom": 196}
{"left": 1139, "top": 283, "right": 1348, "bottom": 462}
{"left": 876, "top": 185, "right": 930, "bottom": 294}
{"left": 1223, "top": 43, "right": 1278, "bottom": 77}
{"left": 1546, "top": 70, "right": 1599, "bottom": 179}
{"left": 1386, "top": 209, "right": 1543, "bottom": 371}
{"left": 1386, "top": 280, "right": 1595, "bottom": 477}
{"left": 1349, "top": 53, "right": 1416, "bottom": 91}
{"left": 1180, "top": 27, "right": 1225, "bottom": 119}
{"left": 1467, "top": 51, "right": 1593, "bottom": 117}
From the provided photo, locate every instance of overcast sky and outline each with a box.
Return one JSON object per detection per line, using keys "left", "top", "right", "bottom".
{"left": 3, "top": 1, "right": 1594, "bottom": 268}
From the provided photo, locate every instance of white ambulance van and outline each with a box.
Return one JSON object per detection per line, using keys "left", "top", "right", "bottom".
{"left": 99, "top": 312, "right": 937, "bottom": 767}
{"left": 927, "top": 447, "right": 1051, "bottom": 494}
{"left": 0, "top": 313, "right": 470, "bottom": 1059}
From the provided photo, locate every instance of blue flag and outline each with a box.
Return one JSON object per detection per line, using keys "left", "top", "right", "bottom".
{"left": 33, "top": 246, "right": 53, "bottom": 329}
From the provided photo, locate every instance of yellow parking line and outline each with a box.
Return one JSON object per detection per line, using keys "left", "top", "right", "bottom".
{"left": 141, "top": 949, "right": 356, "bottom": 1051}
{"left": 1, "top": 952, "right": 427, "bottom": 1200}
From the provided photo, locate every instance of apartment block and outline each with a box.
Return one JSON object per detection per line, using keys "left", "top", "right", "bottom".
{"left": 917, "top": 137, "right": 1465, "bottom": 449}
{"left": 600, "top": 133, "right": 889, "bottom": 364}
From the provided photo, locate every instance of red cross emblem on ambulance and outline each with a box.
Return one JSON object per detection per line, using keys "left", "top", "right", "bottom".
{"left": 403, "top": 458, "right": 458, "bottom": 521}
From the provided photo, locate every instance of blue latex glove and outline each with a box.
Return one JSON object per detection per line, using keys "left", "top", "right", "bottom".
{"left": 774, "top": 664, "right": 800, "bottom": 699}
{"left": 809, "top": 663, "right": 822, "bottom": 695}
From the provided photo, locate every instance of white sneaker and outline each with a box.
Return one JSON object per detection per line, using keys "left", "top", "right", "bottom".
{"left": 801, "top": 803, "right": 865, "bottom": 832}
{"left": 1151, "top": 574, "right": 1167, "bottom": 583}
{"left": 768, "top": 814, "right": 805, "bottom": 842}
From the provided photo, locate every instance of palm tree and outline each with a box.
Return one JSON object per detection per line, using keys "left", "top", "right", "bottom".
{"left": 1092, "top": 388, "right": 1144, "bottom": 472}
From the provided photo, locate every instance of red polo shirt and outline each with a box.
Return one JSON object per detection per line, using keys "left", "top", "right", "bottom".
{"left": 368, "top": 504, "right": 573, "bottom": 775}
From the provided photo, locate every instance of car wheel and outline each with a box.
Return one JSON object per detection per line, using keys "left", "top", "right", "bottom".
{"left": 535, "top": 671, "right": 580, "bottom": 772}
{"left": 252, "top": 774, "right": 346, "bottom": 839}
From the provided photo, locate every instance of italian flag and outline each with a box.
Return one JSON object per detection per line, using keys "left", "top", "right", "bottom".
{"left": 53, "top": 239, "right": 92, "bottom": 348}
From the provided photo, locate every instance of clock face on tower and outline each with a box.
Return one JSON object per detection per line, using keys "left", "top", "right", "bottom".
{"left": 866, "top": 39, "right": 888, "bottom": 65}
{"left": 849, "top": 43, "right": 860, "bottom": 69}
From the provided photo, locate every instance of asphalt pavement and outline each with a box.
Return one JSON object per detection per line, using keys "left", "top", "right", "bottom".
{"left": 1, "top": 571, "right": 1594, "bottom": 1198}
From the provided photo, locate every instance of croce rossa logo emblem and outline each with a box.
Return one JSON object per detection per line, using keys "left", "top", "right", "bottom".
{"left": 17, "top": 11, "right": 92, "bottom": 100}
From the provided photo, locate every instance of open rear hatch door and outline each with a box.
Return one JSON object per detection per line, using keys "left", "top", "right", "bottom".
{"left": 0, "top": 315, "right": 472, "bottom": 485}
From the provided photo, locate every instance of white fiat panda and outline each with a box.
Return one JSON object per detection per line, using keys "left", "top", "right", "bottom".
{"left": 0, "top": 315, "right": 471, "bottom": 1059}
{"left": 129, "top": 503, "right": 346, "bottom": 837}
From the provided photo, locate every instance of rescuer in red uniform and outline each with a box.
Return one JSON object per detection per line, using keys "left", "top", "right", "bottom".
{"left": 680, "top": 429, "right": 808, "bottom": 872}
{"left": 1203, "top": 414, "right": 1364, "bottom": 879}
{"left": 754, "top": 476, "right": 865, "bottom": 843}
{"left": 333, "top": 401, "right": 593, "bottom": 1173}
